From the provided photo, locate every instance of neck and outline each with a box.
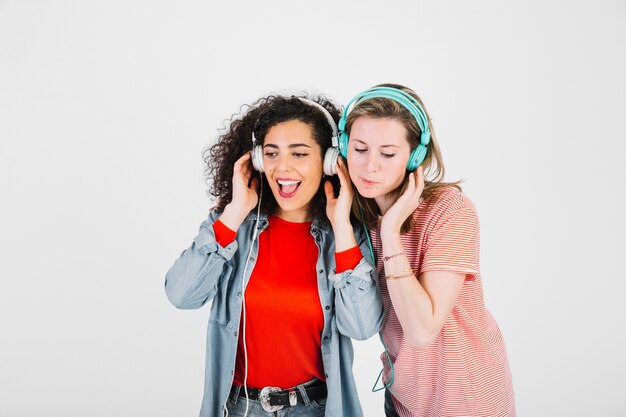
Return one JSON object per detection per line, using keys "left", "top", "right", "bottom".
{"left": 374, "top": 194, "right": 395, "bottom": 215}
{"left": 275, "top": 209, "right": 312, "bottom": 223}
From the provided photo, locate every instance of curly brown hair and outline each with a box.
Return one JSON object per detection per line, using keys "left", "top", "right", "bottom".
{"left": 203, "top": 94, "right": 341, "bottom": 221}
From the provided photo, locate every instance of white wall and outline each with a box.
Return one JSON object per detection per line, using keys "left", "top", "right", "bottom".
{"left": 1, "top": 1, "right": 625, "bottom": 416}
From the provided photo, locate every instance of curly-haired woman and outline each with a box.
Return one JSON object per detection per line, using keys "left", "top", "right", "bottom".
{"left": 165, "top": 94, "right": 382, "bottom": 417}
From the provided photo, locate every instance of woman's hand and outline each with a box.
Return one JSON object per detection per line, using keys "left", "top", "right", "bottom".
{"left": 219, "top": 152, "right": 259, "bottom": 231}
{"left": 325, "top": 158, "right": 357, "bottom": 251}
{"left": 380, "top": 166, "right": 424, "bottom": 238}
{"left": 325, "top": 158, "right": 353, "bottom": 227}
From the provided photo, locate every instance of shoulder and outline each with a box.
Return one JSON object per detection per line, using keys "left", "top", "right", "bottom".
{"left": 427, "top": 186, "right": 475, "bottom": 210}
{"left": 202, "top": 208, "right": 261, "bottom": 230}
{"left": 422, "top": 186, "right": 476, "bottom": 213}
{"left": 414, "top": 187, "right": 478, "bottom": 228}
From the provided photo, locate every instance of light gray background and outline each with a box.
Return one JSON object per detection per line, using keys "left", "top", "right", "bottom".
{"left": 1, "top": 1, "right": 625, "bottom": 416}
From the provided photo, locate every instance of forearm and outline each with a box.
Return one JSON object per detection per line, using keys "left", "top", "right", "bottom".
{"left": 218, "top": 202, "right": 251, "bottom": 232}
{"left": 377, "top": 177, "right": 472, "bottom": 349}
{"left": 331, "top": 221, "right": 357, "bottom": 252}
{"left": 381, "top": 232, "right": 438, "bottom": 349}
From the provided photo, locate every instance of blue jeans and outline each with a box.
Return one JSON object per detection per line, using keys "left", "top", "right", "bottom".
{"left": 384, "top": 389, "right": 400, "bottom": 417}
{"left": 226, "top": 384, "right": 326, "bottom": 417}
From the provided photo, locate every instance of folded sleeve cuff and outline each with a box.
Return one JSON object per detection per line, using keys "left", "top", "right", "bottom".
{"left": 213, "top": 218, "right": 236, "bottom": 248}
{"left": 335, "top": 245, "right": 363, "bottom": 273}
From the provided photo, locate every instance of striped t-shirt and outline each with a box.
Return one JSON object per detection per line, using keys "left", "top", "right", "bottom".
{"left": 372, "top": 187, "right": 515, "bottom": 417}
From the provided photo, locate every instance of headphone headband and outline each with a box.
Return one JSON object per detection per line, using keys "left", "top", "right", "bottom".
{"left": 298, "top": 98, "right": 339, "bottom": 147}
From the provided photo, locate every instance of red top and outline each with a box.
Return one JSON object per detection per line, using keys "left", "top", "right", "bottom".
{"left": 213, "top": 216, "right": 361, "bottom": 388}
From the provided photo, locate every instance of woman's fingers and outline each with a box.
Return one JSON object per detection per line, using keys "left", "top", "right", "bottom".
{"left": 249, "top": 176, "right": 259, "bottom": 192}
{"left": 406, "top": 167, "right": 424, "bottom": 199}
{"left": 230, "top": 152, "right": 259, "bottom": 210}
{"left": 235, "top": 152, "right": 251, "bottom": 169}
{"left": 234, "top": 152, "right": 250, "bottom": 167}
{"left": 394, "top": 168, "right": 423, "bottom": 213}
{"left": 336, "top": 158, "right": 353, "bottom": 195}
{"left": 404, "top": 170, "right": 417, "bottom": 200}
{"left": 324, "top": 179, "right": 336, "bottom": 202}
{"left": 234, "top": 152, "right": 254, "bottom": 182}
{"left": 415, "top": 166, "right": 424, "bottom": 192}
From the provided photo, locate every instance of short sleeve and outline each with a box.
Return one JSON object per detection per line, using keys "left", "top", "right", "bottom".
{"left": 420, "top": 207, "right": 479, "bottom": 280}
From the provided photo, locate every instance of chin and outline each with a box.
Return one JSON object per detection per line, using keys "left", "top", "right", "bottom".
{"left": 356, "top": 187, "right": 383, "bottom": 199}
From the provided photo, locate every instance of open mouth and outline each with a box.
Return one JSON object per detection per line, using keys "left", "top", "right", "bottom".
{"left": 277, "top": 179, "right": 301, "bottom": 198}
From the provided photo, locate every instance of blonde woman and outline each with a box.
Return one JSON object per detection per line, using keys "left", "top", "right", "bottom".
{"left": 340, "top": 84, "right": 515, "bottom": 417}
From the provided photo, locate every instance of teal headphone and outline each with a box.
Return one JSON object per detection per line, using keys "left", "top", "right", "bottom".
{"left": 337, "top": 86, "right": 431, "bottom": 171}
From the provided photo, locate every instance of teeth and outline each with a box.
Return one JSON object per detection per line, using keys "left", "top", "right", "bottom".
{"left": 277, "top": 180, "right": 301, "bottom": 185}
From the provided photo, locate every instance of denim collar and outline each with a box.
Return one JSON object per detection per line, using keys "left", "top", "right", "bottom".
{"left": 244, "top": 212, "right": 331, "bottom": 236}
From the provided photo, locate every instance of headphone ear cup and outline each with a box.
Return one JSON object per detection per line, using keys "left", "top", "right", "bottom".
{"left": 406, "top": 145, "right": 427, "bottom": 171}
{"left": 251, "top": 145, "right": 264, "bottom": 172}
{"left": 338, "top": 132, "right": 349, "bottom": 159}
{"left": 323, "top": 147, "right": 339, "bottom": 176}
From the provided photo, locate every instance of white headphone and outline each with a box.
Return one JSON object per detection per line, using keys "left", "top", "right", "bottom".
{"left": 250, "top": 97, "right": 340, "bottom": 176}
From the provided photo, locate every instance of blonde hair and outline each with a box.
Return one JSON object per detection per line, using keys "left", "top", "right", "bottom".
{"left": 346, "top": 83, "right": 461, "bottom": 233}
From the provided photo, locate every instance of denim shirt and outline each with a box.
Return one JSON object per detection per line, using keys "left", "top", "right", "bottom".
{"left": 165, "top": 210, "right": 383, "bottom": 417}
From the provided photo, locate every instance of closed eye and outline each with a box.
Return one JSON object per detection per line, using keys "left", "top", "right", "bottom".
{"left": 293, "top": 152, "right": 309, "bottom": 158}
{"left": 381, "top": 152, "right": 396, "bottom": 158}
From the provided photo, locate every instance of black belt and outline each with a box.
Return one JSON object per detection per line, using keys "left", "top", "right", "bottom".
{"left": 231, "top": 379, "right": 327, "bottom": 409}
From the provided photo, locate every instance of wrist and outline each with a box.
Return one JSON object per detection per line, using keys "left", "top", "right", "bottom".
{"left": 332, "top": 223, "right": 357, "bottom": 252}
{"left": 380, "top": 216, "right": 400, "bottom": 234}
{"left": 380, "top": 224, "right": 401, "bottom": 241}
{"left": 331, "top": 219, "right": 353, "bottom": 233}
{"left": 382, "top": 251, "right": 405, "bottom": 262}
{"left": 220, "top": 203, "right": 249, "bottom": 231}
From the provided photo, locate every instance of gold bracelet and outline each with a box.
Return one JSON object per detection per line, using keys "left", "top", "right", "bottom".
{"left": 383, "top": 252, "right": 405, "bottom": 262}
{"left": 385, "top": 272, "right": 414, "bottom": 280}
{"left": 384, "top": 268, "right": 415, "bottom": 280}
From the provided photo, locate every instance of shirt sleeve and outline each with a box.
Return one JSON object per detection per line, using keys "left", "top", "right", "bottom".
{"left": 165, "top": 210, "right": 239, "bottom": 310}
{"left": 335, "top": 246, "right": 363, "bottom": 273}
{"left": 213, "top": 218, "right": 236, "bottom": 248}
{"left": 420, "top": 207, "right": 480, "bottom": 280}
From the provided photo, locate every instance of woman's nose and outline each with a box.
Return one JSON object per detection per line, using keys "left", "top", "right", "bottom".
{"left": 276, "top": 154, "right": 292, "bottom": 171}
{"left": 366, "top": 153, "right": 379, "bottom": 172}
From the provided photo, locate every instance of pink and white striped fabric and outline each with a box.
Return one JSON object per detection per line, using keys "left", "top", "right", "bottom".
{"left": 372, "top": 187, "right": 515, "bottom": 417}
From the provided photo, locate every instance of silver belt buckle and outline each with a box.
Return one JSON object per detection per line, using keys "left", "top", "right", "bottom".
{"left": 260, "top": 386, "right": 284, "bottom": 413}
{"left": 288, "top": 389, "right": 297, "bottom": 406}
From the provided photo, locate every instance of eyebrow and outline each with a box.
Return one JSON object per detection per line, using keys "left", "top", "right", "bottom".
{"left": 352, "top": 139, "right": 400, "bottom": 149}
{"left": 263, "top": 143, "right": 312, "bottom": 149}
